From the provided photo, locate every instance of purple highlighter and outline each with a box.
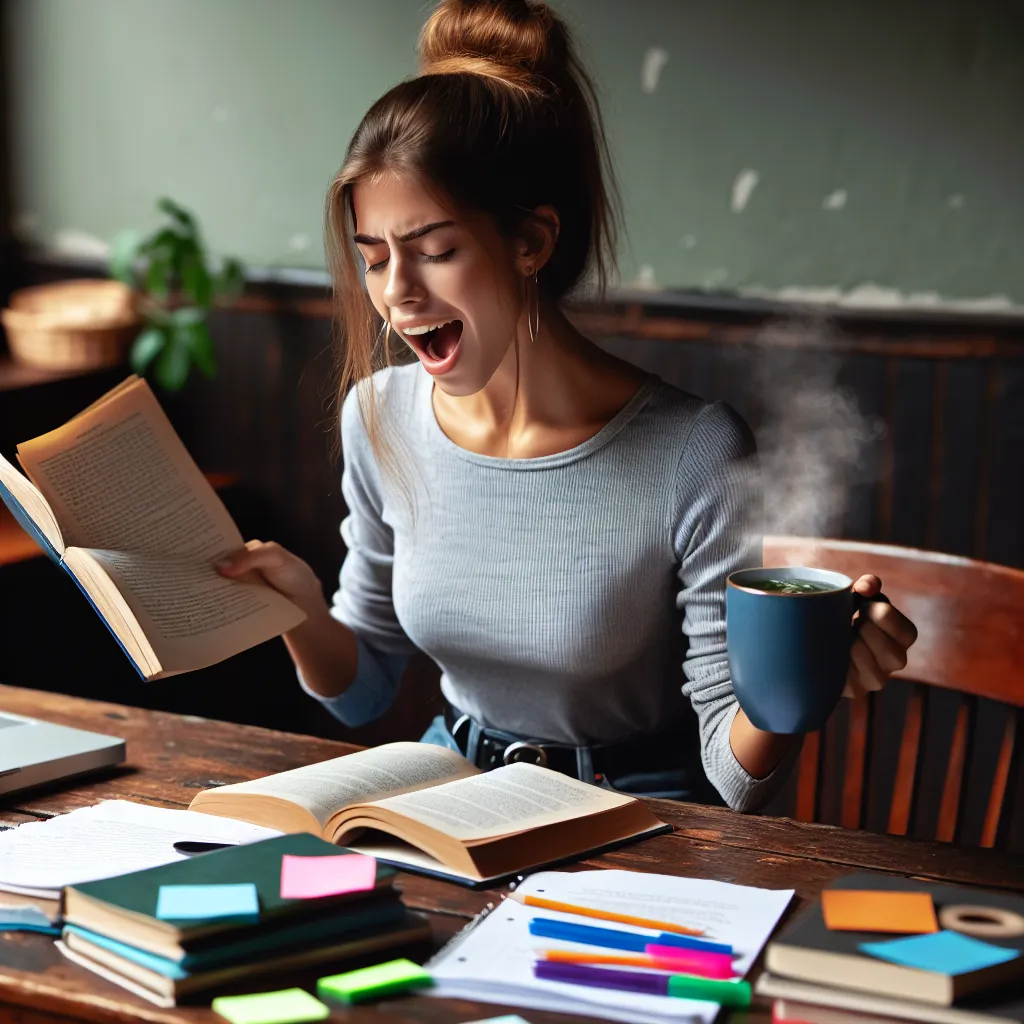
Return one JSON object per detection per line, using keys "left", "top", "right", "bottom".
{"left": 535, "top": 960, "right": 668, "bottom": 995}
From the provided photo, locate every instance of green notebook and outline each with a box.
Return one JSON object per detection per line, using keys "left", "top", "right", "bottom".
{"left": 63, "top": 833, "right": 397, "bottom": 961}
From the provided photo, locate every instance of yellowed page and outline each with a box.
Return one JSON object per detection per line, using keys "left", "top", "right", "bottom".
{"left": 16, "top": 377, "right": 240, "bottom": 557}
{"left": 198, "top": 743, "right": 479, "bottom": 830}
{"left": 81, "top": 548, "right": 306, "bottom": 673}
{"left": 62, "top": 548, "right": 158, "bottom": 676}
{"left": 0, "top": 452, "right": 63, "bottom": 554}
{"left": 367, "top": 762, "right": 636, "bottom": 842}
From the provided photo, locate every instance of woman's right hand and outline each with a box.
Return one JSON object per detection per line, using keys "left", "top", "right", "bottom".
{"left": 216, "top": 540, "right": 326, "bottom": 617}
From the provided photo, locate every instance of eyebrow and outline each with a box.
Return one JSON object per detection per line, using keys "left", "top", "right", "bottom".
{"left": 353, "top": 220, "right": 455, "bottom": 245}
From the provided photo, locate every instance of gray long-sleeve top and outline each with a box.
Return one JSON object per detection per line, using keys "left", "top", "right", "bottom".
{"left": 304, "top": 363, "right": 796, "bottom": 811}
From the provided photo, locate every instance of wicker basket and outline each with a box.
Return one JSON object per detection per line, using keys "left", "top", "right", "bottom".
{"left": 1, "top": 280, "right": 140, "bottom": 371}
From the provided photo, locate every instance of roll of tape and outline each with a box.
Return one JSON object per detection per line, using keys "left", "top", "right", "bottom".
{"left": 939, "top": 904, "right": 1024, "bottom": 938}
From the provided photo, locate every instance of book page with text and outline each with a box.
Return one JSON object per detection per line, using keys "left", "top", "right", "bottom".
{"left": 16, "top": 377, "right": 241, "bottom": 557}
{"left": 369, "top": 763, "right": 635, "bottom": 842}
{"left": 77, "top": 548, "right": 306, "bottom": 672}
{"left": 203, "top": 743, "right": 479, "bottom": 830}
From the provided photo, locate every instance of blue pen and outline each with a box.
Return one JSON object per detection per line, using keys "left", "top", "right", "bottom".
{"left": 529, "top": 917, "right": 733, "bottom": 956}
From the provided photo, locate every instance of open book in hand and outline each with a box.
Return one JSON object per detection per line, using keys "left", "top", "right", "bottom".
{"left": 0, "top": 375, "right": 306, "bottom": 680}
{"left": 188, "top": 742, "right": 670, "bottom": 886}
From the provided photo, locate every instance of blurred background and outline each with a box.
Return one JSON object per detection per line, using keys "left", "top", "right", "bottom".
{"left": 1, "top": 1, "right": 1021, "bottom": 845}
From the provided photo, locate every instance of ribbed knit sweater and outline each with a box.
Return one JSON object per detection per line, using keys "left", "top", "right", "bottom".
{"left": 308, "top": 363, "right": 797, "bottom": 811}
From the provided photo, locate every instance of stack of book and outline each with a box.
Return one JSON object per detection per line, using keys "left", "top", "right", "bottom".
{"left": 57, "top": 833, "right": 431, "bottom": 1007}
{"left": 758, "top": 873, "right": 1024, "bottom": 1024}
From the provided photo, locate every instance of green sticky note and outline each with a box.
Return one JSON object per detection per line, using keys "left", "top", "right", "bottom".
{"left": 317, "top": 958, "right": 432, "bottom": 1004}
{"left": 211, "top": 988, "right": 329, "bottom": 1024}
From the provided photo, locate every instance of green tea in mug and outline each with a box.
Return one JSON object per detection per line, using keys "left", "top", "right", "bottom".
{"left": 743, "top": 578, "right": 840, "bottom": 595}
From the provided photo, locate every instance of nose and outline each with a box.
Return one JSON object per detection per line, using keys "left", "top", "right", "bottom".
{"left": 382, "top": 252, "right": 427, "bottom": 312}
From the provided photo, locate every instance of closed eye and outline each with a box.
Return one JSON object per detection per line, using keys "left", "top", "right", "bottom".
{"left": 364, "top": 249, "right": 456, "bottom": 274}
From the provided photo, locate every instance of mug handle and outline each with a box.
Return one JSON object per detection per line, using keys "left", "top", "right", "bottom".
{"left": 854, "top": 589, "right": 890, "bottom": 627}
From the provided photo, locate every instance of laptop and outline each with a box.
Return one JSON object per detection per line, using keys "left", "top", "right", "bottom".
{"left": 0, "top": 712, "right": 125, "bottom": 797}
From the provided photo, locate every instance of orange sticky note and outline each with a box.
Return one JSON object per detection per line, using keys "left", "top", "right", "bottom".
{"left": 821, "top": 890, "right": 939, "bottom": 934}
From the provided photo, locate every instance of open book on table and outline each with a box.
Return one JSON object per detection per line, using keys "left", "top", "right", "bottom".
{"left": 188, "top": 742, "right": 670, "bottom": 886}
{"left": 0, "top": 375, "right": 305, "bottom": 680}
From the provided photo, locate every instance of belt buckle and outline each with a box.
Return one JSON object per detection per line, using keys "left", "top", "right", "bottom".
{"left": 503, "top": 740, "right": 548, "bottom": 768}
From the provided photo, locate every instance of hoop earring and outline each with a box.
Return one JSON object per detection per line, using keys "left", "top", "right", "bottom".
{"left": 526, "top": 268, "right": 540, "bottom": 345}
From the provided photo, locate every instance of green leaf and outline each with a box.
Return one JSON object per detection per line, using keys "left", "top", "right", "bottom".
{"left": 170, "top": 306, "right": 204, "bottom": 327}
{"left": 109, "top": 229, "right": 141, "bottom": 285}
{"left": 139, "top": 227, "right": 183, "bottom": 259}
{"left": 214, "top": 257, "right": 246, "bottom": 298}
{"left": 157, "top": 196, "right": 197, "bottom": 236}
{"left": 146, "top": 257, "right": 171, "bottom": 299}
{"left": 130, "top": 326, "right": 167, "bottom": 374}
{"left": 183, "top": 320, "right": 217, "bottom": 378}
{"left": 154, "top": 334, "right": 192, "bottom": 392}
{"left": 181, "top": 248, "right": 213, "bottom": 307}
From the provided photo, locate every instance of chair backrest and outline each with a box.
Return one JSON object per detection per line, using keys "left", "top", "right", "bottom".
{"left": 762, "top": 536, "right": 1024, "bottom": 849}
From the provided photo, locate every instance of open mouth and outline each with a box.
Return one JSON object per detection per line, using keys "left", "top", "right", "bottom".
{"left": 403, "top": 319, "right": 463, "bottom": 365}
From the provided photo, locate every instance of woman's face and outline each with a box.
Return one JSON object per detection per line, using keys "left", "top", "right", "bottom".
{"left": 351, "top": 172, "right": 525, "bottom": 396}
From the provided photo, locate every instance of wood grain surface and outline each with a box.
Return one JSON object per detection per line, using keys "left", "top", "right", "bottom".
{"left": 1, "top": 684, "right": 1021, "bottom": 1024}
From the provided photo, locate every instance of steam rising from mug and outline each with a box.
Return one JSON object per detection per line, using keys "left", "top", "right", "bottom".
{"left": 736, "top": 318, "right": 887, "bottom": 551}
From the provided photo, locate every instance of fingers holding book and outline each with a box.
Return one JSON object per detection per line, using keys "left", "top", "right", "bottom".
{"left": 216, "top": 540, "right": 325, "bottom": 614}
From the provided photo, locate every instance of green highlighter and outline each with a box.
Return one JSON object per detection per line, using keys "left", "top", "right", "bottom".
{"left": 668, "top": 974, "right": 751, "bottom": 1007}
{"left": 317, "top": 958, "right": 433, "bottom": 1004}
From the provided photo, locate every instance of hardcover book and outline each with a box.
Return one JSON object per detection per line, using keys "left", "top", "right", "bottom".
{"left": 765, "top": 873, "right": 1024, "bottom": 1010}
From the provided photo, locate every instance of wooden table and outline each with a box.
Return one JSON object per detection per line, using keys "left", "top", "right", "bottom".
{"left": 1, "top": 685, "right": 1021, "bottom": 1024}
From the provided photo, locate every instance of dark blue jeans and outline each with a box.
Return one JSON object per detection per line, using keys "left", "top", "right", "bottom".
{"left": 420, "top": 714, "right": 725, "bottom": 805}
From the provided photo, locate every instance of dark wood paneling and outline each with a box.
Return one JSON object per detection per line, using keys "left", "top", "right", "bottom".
{"left": 0, "top": 0, "right": 12, "bottom": 308}
{"left": 937, "top": 359, "right": 988, "bottom": 556}
{"left": 986, "top": 361, "right": 1024, "bottom": 569}
{"left": 888, "top": 360, "right": 936, "bottom": 549}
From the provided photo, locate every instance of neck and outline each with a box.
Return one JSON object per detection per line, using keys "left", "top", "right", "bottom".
{"left": 433, "top": 304, "right": 623, "bottom": 447}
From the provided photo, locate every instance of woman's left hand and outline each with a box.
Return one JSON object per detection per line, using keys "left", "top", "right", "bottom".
{"left": 843, "top": 575, "right": 919, "bottom": 699}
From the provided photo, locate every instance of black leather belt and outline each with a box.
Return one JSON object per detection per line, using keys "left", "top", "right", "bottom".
{"left": 443, "top": 700, "right": 683, "bottom": 783}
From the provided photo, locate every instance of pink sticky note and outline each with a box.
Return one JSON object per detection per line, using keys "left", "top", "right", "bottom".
{"left": 279, "top": 854, "right": 377, "bottom": 900}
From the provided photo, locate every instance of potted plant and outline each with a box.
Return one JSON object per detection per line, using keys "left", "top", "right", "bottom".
{"left": 109, "top": 197, "right": 245, "bottom": 391}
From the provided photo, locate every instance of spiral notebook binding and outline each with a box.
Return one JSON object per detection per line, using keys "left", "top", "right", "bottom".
{"left": 423, "top": 901, "right": 496, "bottom": 970}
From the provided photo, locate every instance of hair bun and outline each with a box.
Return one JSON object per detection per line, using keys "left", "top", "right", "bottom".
{"left": 418, "top": 0, "right": 569, "bottom": 90}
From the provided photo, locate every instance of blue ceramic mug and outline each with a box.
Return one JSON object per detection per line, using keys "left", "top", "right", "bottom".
{"left": 726, "top": 566, "right": 889, "bottom": 734}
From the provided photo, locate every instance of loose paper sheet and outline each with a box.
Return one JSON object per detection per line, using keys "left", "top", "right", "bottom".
{"left": 821, "top": 889, "right": 938, "bottom": 933}
{"left": 0, "top": 800, "right": 281, "bottom": 895}
{"left": 428, "top": 868, "right": 793, "bottom": 1024}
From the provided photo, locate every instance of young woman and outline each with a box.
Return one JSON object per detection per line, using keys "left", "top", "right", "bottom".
{"left": 218, "top": 0, "right": 917, "bottom": 811}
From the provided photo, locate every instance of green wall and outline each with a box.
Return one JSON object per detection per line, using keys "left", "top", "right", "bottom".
{"left": 8, "top": 0, "right": 1024, "bottom": 308}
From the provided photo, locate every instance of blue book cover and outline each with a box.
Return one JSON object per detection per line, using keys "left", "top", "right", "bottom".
{"left": 0, "top": 468, "right": 146, "bottom": 679}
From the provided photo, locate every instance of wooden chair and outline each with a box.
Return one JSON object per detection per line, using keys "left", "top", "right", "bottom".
{"left": 763, "top": 536, "right": 1024, "bottom": 849}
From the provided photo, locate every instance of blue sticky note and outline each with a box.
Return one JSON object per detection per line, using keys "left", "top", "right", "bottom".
{"left": 156, "top": 883, "right": 259, "bottom": 923}
{"left": 859, "top": 930, "right": 1019, "bottom": 975}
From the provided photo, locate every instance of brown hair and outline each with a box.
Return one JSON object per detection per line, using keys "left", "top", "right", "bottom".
{"left": 324, "top": 0, "right": 621, "bottom": 488}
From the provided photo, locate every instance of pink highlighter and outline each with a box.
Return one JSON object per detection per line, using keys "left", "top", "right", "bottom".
{"left": 644, "top": 943, "right": 736, "bottom": 980}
